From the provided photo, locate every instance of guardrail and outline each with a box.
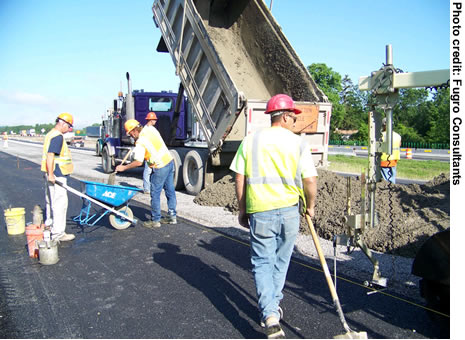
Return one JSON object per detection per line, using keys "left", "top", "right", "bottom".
{"left": 329, "top": 140, "right": 450, "bottom": 150}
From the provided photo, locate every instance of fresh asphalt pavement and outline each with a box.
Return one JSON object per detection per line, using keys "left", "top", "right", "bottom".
{"left": 0, "top": 151, "right": 448, "bottom": 338}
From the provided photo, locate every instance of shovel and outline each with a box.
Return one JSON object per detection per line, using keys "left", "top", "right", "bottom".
{"left": 107, "top": 150, "right": 132, "bottom": 185}
{"left": 305, "top": 214, "right": 368, "bottom": 339}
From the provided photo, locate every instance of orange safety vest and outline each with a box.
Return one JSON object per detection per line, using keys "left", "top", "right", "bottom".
{"left": 380, "top": 130, "right": 401, "bottom": 167}
{"left": 137, "top": 126, "right": 172, "bottom": 169}
{"left": 41, "top": 129, "right": 74, "bottom": 175}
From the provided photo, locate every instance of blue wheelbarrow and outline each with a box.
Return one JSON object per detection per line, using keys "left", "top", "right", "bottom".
{"left": 56, "top": 179, "right": 142, "bottom": 230}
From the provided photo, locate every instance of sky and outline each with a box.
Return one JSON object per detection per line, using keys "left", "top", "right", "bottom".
{"left": 0, "top": 0, "right": 450, "bottom": 129}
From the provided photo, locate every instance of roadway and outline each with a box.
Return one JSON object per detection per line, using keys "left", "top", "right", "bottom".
{"left": 0, "top": 142, "right": 449, "bottom": 338}
{"left": 328, "top": 145, "right": 450, "bottom": 162}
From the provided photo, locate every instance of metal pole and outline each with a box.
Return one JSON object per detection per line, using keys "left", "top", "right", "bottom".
{"left": 386, "top": 44, "right": 393, "bottom": 66}
{"left": 269, "top": 0, "right": 273, "bottom": 11}
{"left": 385, "top": 44, "right": 393, "bottom": 153}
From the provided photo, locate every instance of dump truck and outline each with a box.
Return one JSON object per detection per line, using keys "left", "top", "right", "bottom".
{"left": 100, "top": 0, "right": 331, "bottom": 195}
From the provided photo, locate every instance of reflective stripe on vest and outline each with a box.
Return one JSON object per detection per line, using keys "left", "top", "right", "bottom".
{"left": 245, "top": 128, "right": 306, "bottom": 213}
{"left": 381, "top": 131, "right": 401, "bottom": 165}
{"left": 138, "top": 126, "right": 172, "bottom": 169}
{"left": 41, "top": 129, "right": 74, "bottom": 175}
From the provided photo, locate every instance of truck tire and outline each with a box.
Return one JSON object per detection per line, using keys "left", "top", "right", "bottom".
{"left": 182, "top": 149, "right": 206, "bottom": 195}
{"left": 96, "top": 140, "right": 101, "bottom": 156}
{"left": 101, "top": 146, "right": 115, "bottom": 174}
{"left": 170, "top": 149, "right": 184, "bottom": 190}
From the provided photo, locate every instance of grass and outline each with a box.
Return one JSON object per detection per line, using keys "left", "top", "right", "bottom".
{"left": 327, "top": 154, "right": 449, "bottom": 181}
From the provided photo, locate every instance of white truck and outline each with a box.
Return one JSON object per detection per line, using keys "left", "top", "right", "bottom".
{"left": 104, "top": 0, "right": 330, "bottom": 196}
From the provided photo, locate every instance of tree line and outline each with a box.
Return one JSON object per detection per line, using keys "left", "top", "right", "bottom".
{"left": 0, "top": 123, "right": 55, "bottom": 135}
{"left": 307, "top": 63, "right": 450, "bottom": 146}
{"left": 0, "top": 123, "right": 100, "bottom": 135}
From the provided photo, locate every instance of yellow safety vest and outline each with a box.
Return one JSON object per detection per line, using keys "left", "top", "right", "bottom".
{"left": 41, "top": 129, "right": 74, "bottom": 175}
{"left": 137, "top": 126, "right": 173, "bottom": 169}
{"left": 233, "top": 127, "right": 312, "bottom": 214}
{"left": 381, "top": 131, "right": 401, "bottom": 167}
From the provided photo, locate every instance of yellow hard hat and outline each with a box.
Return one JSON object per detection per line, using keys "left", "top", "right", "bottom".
{"left": 57, "top": 113, "right": 74, "bottom": 127}
{"left": 124, "top": 119, "right": 141, "bottom": 135}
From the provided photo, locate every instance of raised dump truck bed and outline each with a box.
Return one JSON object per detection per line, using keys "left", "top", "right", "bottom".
{"left": 152, "top": 0, "right": 331, "bottom": 193}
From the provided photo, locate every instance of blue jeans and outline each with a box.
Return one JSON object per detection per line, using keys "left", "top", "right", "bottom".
{"left": 381, "top": 166, "right": 396, "bottom": 183}
{"left": 150, "top": 160, "right": 177, "bottom": 222}
{"left": 249, "top": 204, "right": 300, "bottom": 321}
{"left": 143, "top": 161, "right": 152, "bottom": 193}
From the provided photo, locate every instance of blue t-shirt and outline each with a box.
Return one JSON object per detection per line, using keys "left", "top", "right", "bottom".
{"left": 47, "top": 135, "right": 67, "bottom": 177}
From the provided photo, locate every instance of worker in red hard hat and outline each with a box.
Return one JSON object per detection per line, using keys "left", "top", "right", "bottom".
{"left": 230, "top": 94, "right": 317, "bottom": 339}
{"left": 143, "top": 112, "right": 159, "bottom": 194}
{"left": 117, "top": 117, "right": 177, "bottom": 228}
{"left": 41, "top": 113, "right": 76, "bottom": 242}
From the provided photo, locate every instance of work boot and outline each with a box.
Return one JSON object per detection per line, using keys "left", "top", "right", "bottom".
{"left": 261, "top": 307, "right": 283, "bottom": 328}
{"left": 264, "top": 316, "right": 285, "bottom": 339}
{"left": 161, "top": 216, "right": 177, "bottom": 224}
{"left": 57, "top": 233, "right": 75, "bottom": 242}
{"left": 142, "top": 220, "right": 161, "bottom": 229}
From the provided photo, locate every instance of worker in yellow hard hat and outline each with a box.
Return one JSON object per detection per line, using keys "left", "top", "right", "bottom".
{"left": 41, "top": 113, "right": 75, "bottom": 242}
{"left": 116, "top": 118, "right": 177, "bottom": 228}
{"left": 2, "top": 131, "right": 8, "bottom": 148}
{"left": 230, "top": 94, "right": 318, "bottom": 339}
{"left": 143, "top": 112, "right": 158, "bottom": 194}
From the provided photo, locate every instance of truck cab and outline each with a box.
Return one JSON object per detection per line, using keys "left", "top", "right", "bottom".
{"left": 123, "top": 90, "right": 189, "bottom": 145}
{"left": 100, "top": 87, "right": 195, "bottom": 175}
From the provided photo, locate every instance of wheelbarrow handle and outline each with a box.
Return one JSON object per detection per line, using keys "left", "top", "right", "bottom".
{"left": 55, "top": 179, "right": 137, "bottom": 224}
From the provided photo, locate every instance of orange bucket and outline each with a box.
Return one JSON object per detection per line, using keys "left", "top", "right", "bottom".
{"left": 26, "top": 224, "right": 44, "bottom": 258}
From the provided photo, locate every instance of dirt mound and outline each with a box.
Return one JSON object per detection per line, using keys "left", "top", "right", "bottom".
{"left": 194, "top": 170, "right": 450, "bottom": 258}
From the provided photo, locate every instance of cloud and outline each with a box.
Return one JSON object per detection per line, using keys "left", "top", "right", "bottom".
{"left": 0, "top": 89, "right": 51, "bottom": 106}
{"left": 0, "top": 90, "right": 60, "bottom": 126}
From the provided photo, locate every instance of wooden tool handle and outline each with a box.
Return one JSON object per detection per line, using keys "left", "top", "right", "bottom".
{"left": 120, "top": 149, "right": 132, "bottom": 165}
{"left": 305, "top": 214, "right": 339, "bottom": 301}
{"left": 114, "top": 150, "right": 132, "bottom": 174}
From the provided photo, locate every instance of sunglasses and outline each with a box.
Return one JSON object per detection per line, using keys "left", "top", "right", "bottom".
{"left": 286, "top": 113, "right": 297, "bottom": 123}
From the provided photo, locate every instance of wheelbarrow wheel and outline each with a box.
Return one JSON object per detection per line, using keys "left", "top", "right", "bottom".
{"left": 109, "top": 206, "right": 133, "bottom": 230}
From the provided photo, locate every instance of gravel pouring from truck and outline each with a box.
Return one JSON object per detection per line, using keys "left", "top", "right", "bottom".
{"left": 151, "top": 0, "right": 331, "bottom": 195}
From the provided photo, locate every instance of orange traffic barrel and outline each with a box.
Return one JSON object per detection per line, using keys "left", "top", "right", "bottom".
{"left": 406, "top": 148, "right": 412, "bottom": 159}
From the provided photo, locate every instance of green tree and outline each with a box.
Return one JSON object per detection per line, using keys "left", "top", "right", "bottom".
{"left": 340, "top": 75, "right": 368, "bottom": 130}
{"left": 394, "top": 88, "right": 429, "bottom": 133}
{"left": 427, "top": 88, "right": 450, "bottom": 143}
{"left": 307, "top": 63, "right": 345, "bottom": 132}
{"left": 350, "top": 121, "right": 368, "bottom": 142}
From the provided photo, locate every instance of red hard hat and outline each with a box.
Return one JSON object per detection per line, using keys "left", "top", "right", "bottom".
{"left": 264, "top": 94, "right": 301, "bottom": 115}
{"left": 145, "top": 112, "right": 158, "bottom": 120}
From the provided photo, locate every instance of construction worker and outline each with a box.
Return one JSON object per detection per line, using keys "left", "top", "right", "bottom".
{"left": 142, "top": 112, "right": 158, "bottom": 194}
{"left": 380, "top": 118, "right": 401, "bottom": 184}
{"left": 41, "top": 113, "right": 75, "bottom": 241}
{"left": 230, "top": 94, "right": 317, "bottom": 339}
{"left": 116, "top": 119, "right": 177, "bottom": 228}
{"left": 2, "top": 132, "right": 7, "bottom": 148}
